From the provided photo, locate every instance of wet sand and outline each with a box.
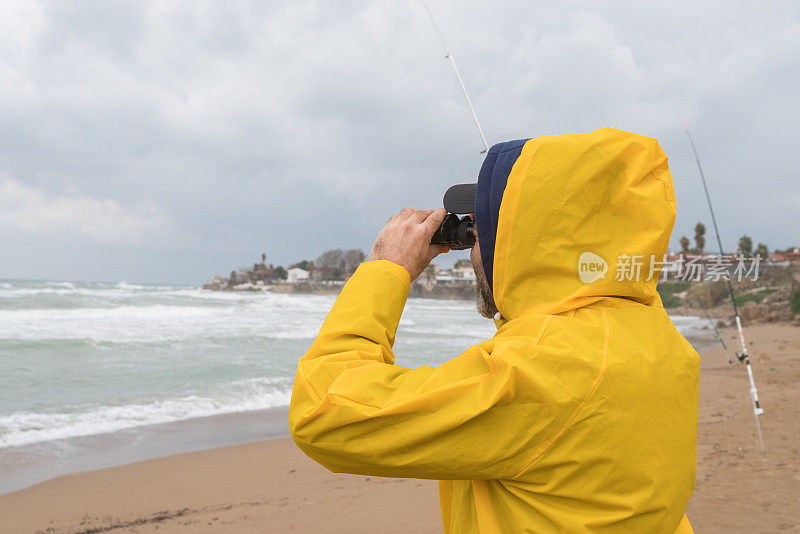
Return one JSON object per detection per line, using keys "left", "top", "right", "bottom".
{"left": 1, "top": 323, "right": 798, "bottom": 533}
{"left": 687, "top": 323, "right": 800, "bottom": 532}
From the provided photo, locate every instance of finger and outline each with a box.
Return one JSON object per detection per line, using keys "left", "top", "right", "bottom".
{"left": 388, "top": 207, "right": 412, "bottom": 223}
{"left": 397, "top": 207, "right": 416, "bottom": 221}
{"left": 427, "top": 244, "right": 450, "bottom": 261}
{"left": 409, "top": 208, "right": 434, "bottom": 224}
{"left": 422, "top": 207, "right": 448, "bottom": 234}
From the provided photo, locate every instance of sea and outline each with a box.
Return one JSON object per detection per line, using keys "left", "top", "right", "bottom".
{"left": 0, "top": 279, "right": 715, "bottom": 494}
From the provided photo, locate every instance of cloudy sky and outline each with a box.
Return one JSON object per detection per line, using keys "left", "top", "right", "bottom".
{"left": 0, "top": 1, "right": 797, "bottom": 284}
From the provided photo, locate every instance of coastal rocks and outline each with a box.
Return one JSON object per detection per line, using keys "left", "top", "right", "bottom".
{"left": 740, "top": 300, "right": 794, "bottom": 324}
{"left": 231, "top": 282, "right": 270, "bottom": 291}
{"left": 740, "top": 302, "right": 768, "bottom": 323}
{"left": 201, "top": 277, "right": 272, "bottom": 291}
{"left": 769, "top": 307, "right": 794, "bottom": 322}
{"left": 762, "top": 285, "right": 793, "bottom": 305}
{"left": 202, "top": 276, "right": 227, "bottom": 290}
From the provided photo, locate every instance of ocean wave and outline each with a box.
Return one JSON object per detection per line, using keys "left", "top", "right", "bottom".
{"left": 264, "top": 329, "right": 320, "bottom": 340}
{"left": 0, "top": 301, "right": 330, "bottom": 343}
{"left": 114, "top": 281, "right": 150, "bottom": 290}
{"left": 0, "top": 284, "right": 336, "bottom": 308}
{"left": 0, "top": 377, "right": 292, "bottom": 449}
{"left": 46, "top": 281, "right": 76, "bottom": 288}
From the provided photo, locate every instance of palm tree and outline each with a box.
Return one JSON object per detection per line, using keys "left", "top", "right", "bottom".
{"left": 679, "top": 236, "right": 691, "bottom": 254}
{"left": 694, "top": 223, "right": 706, "bottom": 254}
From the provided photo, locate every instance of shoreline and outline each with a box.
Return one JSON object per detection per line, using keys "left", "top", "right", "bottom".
{"left": 2, "top": 323, "right": 797, "bottom": 532}
{"left": 0, "top": 406, "right": 291, "bottom": 496}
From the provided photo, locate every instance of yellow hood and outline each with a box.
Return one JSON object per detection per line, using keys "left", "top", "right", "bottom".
{"left": 493, "top": 127, "right": 676, "bottom": 319}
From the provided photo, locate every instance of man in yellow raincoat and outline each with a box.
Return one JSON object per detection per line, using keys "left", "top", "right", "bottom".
{"left": 289, "top": 128, "right": 699, "bottom": 533}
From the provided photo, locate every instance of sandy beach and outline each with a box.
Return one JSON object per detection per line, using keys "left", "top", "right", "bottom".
{"left": 2, "top": 322, "right": 798, "bottom": 533}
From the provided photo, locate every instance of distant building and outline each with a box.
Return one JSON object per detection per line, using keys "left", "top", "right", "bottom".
{"left": 452, "top": 264, "right": 476, "bottom": 284}
{"left": 436, "top": 265, "right": 476, "bottom": 285}
{"left": 770, "top": 249, "right": 800, "bottom": 265}
{"left": 287, "top": 267, "right": 310, "bottom": 284}
{"left": 436, "top": 269, "right": 454, "bottom": 285}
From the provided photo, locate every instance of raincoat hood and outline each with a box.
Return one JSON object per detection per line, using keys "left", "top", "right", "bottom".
{"left": 478, "top": 127, "right": 676, "bottom": 320}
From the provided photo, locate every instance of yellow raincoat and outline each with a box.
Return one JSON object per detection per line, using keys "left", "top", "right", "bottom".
{"left": 289, "top": 128, "right": 699, "bottom": 533}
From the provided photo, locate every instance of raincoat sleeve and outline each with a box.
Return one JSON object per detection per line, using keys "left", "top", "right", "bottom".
{"left": 288, "top": 260, "right": 570, "bottom": 480}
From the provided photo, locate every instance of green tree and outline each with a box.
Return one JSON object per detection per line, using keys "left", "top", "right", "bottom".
{"left": 755, "top": 242, "right": 769, "bottom": 260}
{"left": 228, "top": 270, "right": 237, "bottom": 285}
{"left": 679, "top": 236, "right": 691, "bottom": 254}
{"left": 293, "top": 260, "right": 313, "bottom": 271}
{"left": 738, "top": 235, "right": 753, "bottom": 257}
{"left": 273, "top": 266, "right": 288, "bottom": 280}
{"left": 261, "top": 252, "right": 266, "bottom": 264}
{"left": 792, "top": 289, "right": 800, "bottom": 316}
{"left": 694, "top": 223, "right": 706, "bottom": 254}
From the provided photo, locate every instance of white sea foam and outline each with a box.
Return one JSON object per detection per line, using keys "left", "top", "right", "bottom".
{"left": 0, "top": 378, "right": 292, "bottom": 448}
{"left": 46, "top": 281, "right": 76, "bottom": 288}
{"left": 115, "top": 281, "right": 149, "bottom": 290}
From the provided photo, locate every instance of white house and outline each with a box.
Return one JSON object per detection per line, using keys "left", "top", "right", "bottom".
{"left": 435, "top": 265, "right": 476, "bottom": 285}
{"left": 286, "top": 267, "right": 310, "bottom": 284}
{"left": 452, "top": 265, "right": 476, "bottom": 284}
{"left": 436, "top": 269, "right": 455, "bottom": 285}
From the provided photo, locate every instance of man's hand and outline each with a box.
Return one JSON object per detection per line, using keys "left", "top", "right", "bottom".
{"left": 369, "top": 208, "right": 450, "bottom": 281}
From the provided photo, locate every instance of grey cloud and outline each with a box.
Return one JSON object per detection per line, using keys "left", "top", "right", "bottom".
{"left": 0, "top": 0, "right": 796, "bottom": 283}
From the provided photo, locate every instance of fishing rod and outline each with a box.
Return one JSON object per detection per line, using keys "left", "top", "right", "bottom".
{"left": 701, "top": 307, "right": 732, "bottom": 366}
{"left": 420, "top": 0, "right": 489, "bottom": 153}
{"left": 680, "top": 117, "right": 765, "bottom": 453}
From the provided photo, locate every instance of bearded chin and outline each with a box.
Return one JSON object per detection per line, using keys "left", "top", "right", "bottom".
{"left": 475, "top": 275, "right": 498, "bottom": 319}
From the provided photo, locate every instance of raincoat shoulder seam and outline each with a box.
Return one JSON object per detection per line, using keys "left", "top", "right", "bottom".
{"left": 510, "top": 308, "right": 611, "bottom": 479}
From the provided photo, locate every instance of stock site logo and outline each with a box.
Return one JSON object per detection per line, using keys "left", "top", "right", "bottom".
{"left": 578, "top": 252, "right": 608, "bottom": 284}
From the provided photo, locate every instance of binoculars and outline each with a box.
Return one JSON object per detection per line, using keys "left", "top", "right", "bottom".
{"left": 430, "top": 213, "right": 475, "bottom": 250}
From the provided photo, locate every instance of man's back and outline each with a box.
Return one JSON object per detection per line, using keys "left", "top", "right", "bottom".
{"left": 439, "top": 301, "right": 698, "bottom": 532}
